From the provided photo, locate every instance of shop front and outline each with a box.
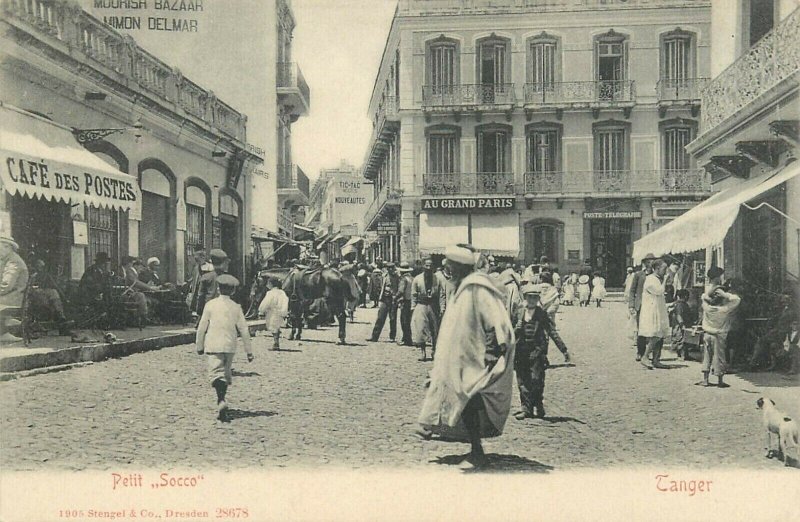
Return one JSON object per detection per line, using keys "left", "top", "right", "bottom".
{"left": 0, "top": 104, "right": 141, "bottom": 280}
{"left": 584, "top": 210, "right": 641, "bottom": 287}
{"left": 418, "top": 196, "right": 520, "bottom": 261}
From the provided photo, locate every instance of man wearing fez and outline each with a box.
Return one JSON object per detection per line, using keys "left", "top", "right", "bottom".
{"left": 417, "top": 244, "right": 516, "bottom": 470}
{"left": 196, "top": 249, "right": 229, "bottom": 319}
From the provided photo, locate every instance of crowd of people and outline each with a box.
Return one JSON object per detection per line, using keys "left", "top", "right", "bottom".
{"left": 625, "top": 253, "right": 799, "bottom": 384}
{"left": 0, "top": 233, "right": 219, "bottom": 344}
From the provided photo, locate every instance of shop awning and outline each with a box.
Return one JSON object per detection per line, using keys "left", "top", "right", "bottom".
{"left": 633, "top": 160, "right": 800, "bottom": 263}
{"left": 0, "top": 104, "right": 141, "bottom": 212}
{"left": 472, "top": 213, "right": 520, "bottom": 257}
{"left": 419, "top": 213, "right": 469, "bottom": 254}
{"left": 344, "top": 236, "right": 364, "bottom": 247}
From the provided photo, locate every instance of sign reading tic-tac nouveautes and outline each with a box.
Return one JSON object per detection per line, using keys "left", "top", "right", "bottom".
{"left": 421, "top": 197, "right": 515, "bottom": 212}
{"left": 583, "top": 211, "right": 642, "bottom": 219}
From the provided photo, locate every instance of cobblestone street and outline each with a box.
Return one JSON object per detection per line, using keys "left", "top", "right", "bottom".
{"left": 2, "top": 301, "right": 798, "bottom": 472}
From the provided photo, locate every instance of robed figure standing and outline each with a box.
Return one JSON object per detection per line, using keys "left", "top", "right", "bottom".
{"left": 417, "top": 244, "right": 516, "bottom": 469}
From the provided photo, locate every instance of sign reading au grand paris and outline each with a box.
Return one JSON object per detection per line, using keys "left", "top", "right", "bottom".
{"left": 421, "top": 197, "right": 515, "bottom": 211}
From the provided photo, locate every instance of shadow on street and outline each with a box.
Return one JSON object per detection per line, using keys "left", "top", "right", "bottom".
{"left": 431, "top": 453, "right": 554, "bottom": 473}
{"left": 222, "top": 409, "right": 278, "bottom": 422}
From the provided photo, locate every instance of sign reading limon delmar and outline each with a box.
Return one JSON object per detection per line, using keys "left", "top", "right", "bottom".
{"left": 92, "top": 0, "right": 205, "bottom": 33}
{"left": 421, "top": 197, "right": 516, "bottom": 211}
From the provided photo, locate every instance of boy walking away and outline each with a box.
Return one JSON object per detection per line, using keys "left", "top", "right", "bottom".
{"left": 258, "top": 277, "right": 289, "bottom": 351}
{"left": 697, "top": 267, "right": 740, "bottom": 388}
{"left": 196, "top": 274, "right": 254, "bottom": 421}
{"left": 513, "top": 284, "right": 559, "bottom": 420}
{"left": 671, "top": 289, "right": 694, "bottom": 360}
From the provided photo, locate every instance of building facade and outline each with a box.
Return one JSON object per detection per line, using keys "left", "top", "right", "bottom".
{"left": 686, "top": 1, "right": 799, "bottom": 304}
{"left": 0, "top": 0, "right": 262, "bottom": 283}
{"left": 362, "top": 0, "right": 713, "bottom": 286}
{"left": 275, "top": 0, "right": 311, "bottom": 240}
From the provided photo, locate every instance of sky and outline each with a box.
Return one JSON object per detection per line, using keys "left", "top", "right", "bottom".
{"left": 291, "top": 0, "right": 398, "bottom": 182}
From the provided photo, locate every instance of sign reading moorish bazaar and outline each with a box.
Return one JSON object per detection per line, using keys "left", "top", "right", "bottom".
{"left": 583, "top": 211, "right": 642, "bottom": 219}
{"left": 421, "top": 197, "right": 516, "bottom": 211}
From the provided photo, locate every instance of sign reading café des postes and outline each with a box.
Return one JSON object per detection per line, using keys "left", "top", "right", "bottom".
{"left": 421, "top": 196, "right": 516, "bottom": 212}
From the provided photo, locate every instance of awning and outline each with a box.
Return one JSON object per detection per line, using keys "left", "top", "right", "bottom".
{"left": 419, "top": 213, "right": 469, "bottom": 254}
{"left": 0, "top": 104, "right": 141, "bottom": 212}
{"left": 294, "top": 223, "right": 314, "bottom": 233}
{"left": 344, "top": 236, "right": 364, "bottom": 247}
{"left": 633, "top": 160, "right": 800, "bottom": 263}
{"left": 472, "top": 213, "right": 520, "bottom": 257}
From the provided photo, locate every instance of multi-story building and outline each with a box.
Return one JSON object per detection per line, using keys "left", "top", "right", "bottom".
{"left": 362, "top": 0, "right": 713, "bottom": 286}
{"left": 305, "top": 160, "right": 360, "bottom": 234}
{"left": 0, "top": 0, "right": 262, "bottom": 282}
{"left": 275, "top": 0, "right": 311, "bottom": 240}
{"left": 636, "top": 1, "right": 799, "bottom": 307}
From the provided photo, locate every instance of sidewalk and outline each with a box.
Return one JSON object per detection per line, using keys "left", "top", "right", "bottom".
{"left": 0, "top": 320, "right": 266, "bottom": 379}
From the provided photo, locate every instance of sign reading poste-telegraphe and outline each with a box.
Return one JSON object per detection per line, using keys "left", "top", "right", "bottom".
{"left": 582, "top": 211, "right": 642, "bottom": 219}
{"left": 421, "top": 197, "right": 515, "bottom": 212}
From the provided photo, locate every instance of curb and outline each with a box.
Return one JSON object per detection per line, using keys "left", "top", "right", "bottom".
{"left": 0, "top": 322, "right": 266, "bottom": 377}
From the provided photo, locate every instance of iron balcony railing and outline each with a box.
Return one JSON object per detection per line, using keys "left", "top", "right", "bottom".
{"left": 399, "top": 0, "right": 709, "bottom": 13}
{"left": 423, "top": 172, "right": 515, "bottom": 196}
{"left": 422, "top": 84, "right": 515, "bottom": 108}
{"left": 277, "top": 164, "right": 310, "bottom": 198}
{"left": 701, "top": 8, "right": 800, "bottom": 130}
{"left": 277, "top": 62, "right": 311, "bottom": 107}
{"left": 364, "top": 184, "right": 401, "bottom": 229}
{"left": 524, "top": 81, "right": 635, "bottom": 105}
{"left": 2, "top": 0, "right": 247, "bottom": 140}
{"left": 374, "top": 96, "right": 399, "bottom": 131}
{"left": 657, "top": 78, "right": 709, "bottom": 101}
{"left": 522, "top": 169, "right": 710, "bottom": 194}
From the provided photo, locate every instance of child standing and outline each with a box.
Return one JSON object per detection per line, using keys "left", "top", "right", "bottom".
{"left": 258, "top": 277, "right": 289, "bottom": 351}
{"left": 562, "top": 273, "right": 576, "bottom": 305}
{"left": 577, "top": 274, "right": 591, "bottom": 307}
{"left": 591, "top": 271, "right": 607, "bottom": 307}
{"left": 513, "top": 284, "right": 561, "bottom": 420}
{"left": 196, "top": 274, "right": 254, "bottom": 421}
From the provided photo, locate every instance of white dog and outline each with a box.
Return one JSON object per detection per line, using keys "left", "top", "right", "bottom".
{"left": 756, "top": 397, "right": 799, "bottom": 466}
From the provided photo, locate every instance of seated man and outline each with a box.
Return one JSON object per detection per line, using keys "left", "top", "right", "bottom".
{"left": 138, "top": 257, "right": 162, "bottom": 286}
{"left": 0, "top": 235, "right": 29, "bottom": 343}
{"left": 28, "top": 259, "right": 73, "bottom": 336}
{"left": 120, "top": 256, "right": 158, "bottom": 323}
{"left": 748, "top": 293, "right": 797, "bottom": 371}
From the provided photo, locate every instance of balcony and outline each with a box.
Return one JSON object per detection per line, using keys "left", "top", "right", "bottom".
{"left": 423, "top": 172, "right": 515, "bottom": 196}
{"left": 399, "top": 0, "right": 709, "bottom": 15}
{"left": 522, "top": 169, "right": 710, "bottom": 196}
{"left": 523, "top": 81, "right": 635, "bottom": 109}
{"left": 2, "top": 0, "right": 247, "bottom": 142}
{"left": 277, "top": 62, "right": 311, "bottom": 118}
{"left": 364, "top": 97, "right": 400, "bottom": 179}
{"left": 364, "top": 184, "right": 402, "bottom": 230}
{"left": 277, "top": 164, "right": 310, "bottom": 206}
{"left": 700, "top": 8, "right": 800, "bottom": 133}
{"left": 422, "top": 84, "right": 515, "bottom": 111}
{"left": 277, "top": 208, "right": 294, "bottom": 239}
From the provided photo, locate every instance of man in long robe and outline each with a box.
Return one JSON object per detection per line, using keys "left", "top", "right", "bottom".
{"left": 411, "top": 258, "right": 446, "bottom": 361}
{"left": 417, "top": 244, "right": 516, "bottom": 469}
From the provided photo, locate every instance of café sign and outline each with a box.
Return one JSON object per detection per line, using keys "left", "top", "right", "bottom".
{"left": 421, "top": 197, "right": 515, "bottom": 211}
{"left": 583, "top": 211, "right": 642, "bottom": 219}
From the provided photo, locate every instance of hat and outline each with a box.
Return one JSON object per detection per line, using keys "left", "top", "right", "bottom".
{"left": 339, "top": 262, "right": 354, "bottom": 272}
{"left": 0, "top": 235, "right": 19, "bottom": 252}
{"left": 521, "top": 283, "right": 542, "bottom": 296}
{"left": 707, "top": 266, "right": 724, "bottom": 280}
{"left": 217, "top": 274, "right": 239, "bottom": 287}
{"left": 444, "top": 244, "right": 477, "bottom": 266}
{"left": 357, "top": 269, "right": 367, "bottom": 278}
{"left": 398, "top": 262, "right": 413, "bottom": 273}
{"left": 626, "top": 267, "right": 634, "bottom": 273}
{"left": 200, "top": 262, "right": 214, "bottom": 272}
{"left": 95, "top": 252, "right": 110, "bottom": 263}
{"left": 385, "top": 262, "right": 396, "bottom": 269}
{"left": 642, "top": 253, "right": 657, "bottom": 262}
{"left": 539, "top": 256, "right": 549, "bottom": 264}
{"left": 147, "top": 257, "right": 160, "bottom": 266}
{"left": 210, "top": 249, "right": 228, "bottom": 264}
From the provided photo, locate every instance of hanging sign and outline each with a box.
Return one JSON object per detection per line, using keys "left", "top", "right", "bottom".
{"left": 376, "top": 222, "right": 398, "bottom": 236}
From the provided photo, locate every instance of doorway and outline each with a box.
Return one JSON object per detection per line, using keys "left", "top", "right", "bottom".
{"left": 220, "top": 214, "right": 240, "bottom": 279}
{"left": 589, "top": 219, "right": 632, "bottom": 287}
{"left": 9, "top": 194, "right": 71, "bottom": 278}
{"left": 478, "top": 39, "right": 507, "bottom": 103}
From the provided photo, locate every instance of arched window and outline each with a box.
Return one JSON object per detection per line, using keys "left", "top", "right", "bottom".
{"left": 594, "top": 30, "right": 628, "bottom": 100}
{"left": 138, "top": 159, "right": 176, "bottom": 281}
{"left": 185, "top": 185, "right": 207, "bottom": 254}
{"left": 527, "top": 32, "right": 561, "bottom": 89}
{"left": 660, "top": 28, "right": 696, "bottom": 82}
{"left": 660, "top": 118, "right": 698, "bottom": 171}
{"left": 426, "top": 36, "right": 459, "bottom": 92}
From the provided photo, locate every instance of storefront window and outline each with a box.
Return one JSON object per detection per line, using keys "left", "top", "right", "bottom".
{"left": 87, "top": 206, "right": 119, "bottom": 264}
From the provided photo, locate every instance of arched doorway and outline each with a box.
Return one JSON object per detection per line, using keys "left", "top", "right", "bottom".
{"left": 184, "top": 179, "right": 211, "bottom": 282}
{"left": 219, "top": 191, "right": 242, "bottom": 279}
{"left": 86, "top": 143, "right": 129, "bottom": 268}
{"left": 138, "top": 160, "right": 176, "bottom": 281}
{"left": 524, "top": 219, "right": 563, "bottom": 266}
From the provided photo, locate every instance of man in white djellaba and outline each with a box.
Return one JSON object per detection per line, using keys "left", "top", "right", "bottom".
{"left": 417, "top": 244, "right": 516, "bottom": 470}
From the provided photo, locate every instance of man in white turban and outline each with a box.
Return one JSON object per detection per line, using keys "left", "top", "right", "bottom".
{"left": 417, "top": 244, "right": 516, "bottom": 469}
